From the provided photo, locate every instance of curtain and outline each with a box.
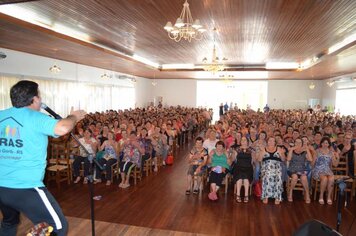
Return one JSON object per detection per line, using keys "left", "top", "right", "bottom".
{"left": 0, "top": 75, "right": 135, "bottom": 116}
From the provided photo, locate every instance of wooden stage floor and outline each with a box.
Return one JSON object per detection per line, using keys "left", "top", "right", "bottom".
{"left": 11, "top": 143, "right": 356, "bottom": 235}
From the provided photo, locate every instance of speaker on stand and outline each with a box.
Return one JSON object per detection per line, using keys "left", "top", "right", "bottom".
{"left": 293, "top": 220, "right": 341, "bottom": 236}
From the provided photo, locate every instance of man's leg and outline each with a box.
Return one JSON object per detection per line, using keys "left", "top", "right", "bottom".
{"left": 0, "top": 199, "right": 20, "bottom": 236}
{"left": 0, "top": 187, "right": 68, "bottom": 236}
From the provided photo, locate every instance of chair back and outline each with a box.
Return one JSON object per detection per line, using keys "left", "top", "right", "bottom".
{"left": 332, "top": 155, "right": 348, "bottom": 176}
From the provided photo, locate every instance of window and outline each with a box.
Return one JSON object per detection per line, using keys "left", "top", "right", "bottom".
{"left": 335, "top": 88, "right": 356, "bottom": 115}
{"left": 0, "top": 76, "right": 135, "bottom": 115}
{"left": 197, "top": 80, "right": 268, "bottom": 121}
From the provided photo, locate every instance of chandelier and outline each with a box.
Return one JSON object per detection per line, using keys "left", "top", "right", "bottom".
{"left": 202, "top": 29, "right": 227, "bottom": 74}
{"left": 49, "top": 64, "right": 61, "bottom": 74}
{"left": 163, "top": 0, "right": 206, "bottom": 42}
{"left": 219, "top": 74, "right": 234, "bottom": 83}
{"left": 202, "top": 44, "right": 227, "bottom": 73}
{"left": 100, "top": 73, "right": 111, "bottom": 79}
{"left": 309, "top": 82, "right": 315, "bottom": 90}
{"left": 151, "top": 73, "right": 157, "bottom": 86}
{"left": 326, "top": 80, "right": 335, "bottom": 87}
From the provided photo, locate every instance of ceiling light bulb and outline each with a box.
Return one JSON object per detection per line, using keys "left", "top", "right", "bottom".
{"left": 164, "top": 22, "right": 173, "bottom": 31}
{"left": 192, "top": 19, "right": 202, "bottom": 29}
{"left": 309, "top": 82, "right": 315, "bottom": 90}
{"left": 174, "top": 18, "right": 184, "bottom": 28}
{"left": 326, "top": 81, "right": 335, "bottom": 87}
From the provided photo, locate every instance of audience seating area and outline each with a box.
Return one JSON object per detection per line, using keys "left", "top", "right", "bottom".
{"left": 45, "top": 106, "right": 356, "bottom": 205}
{"left": 45, "top": 106, "right": 210, "bottom": 187}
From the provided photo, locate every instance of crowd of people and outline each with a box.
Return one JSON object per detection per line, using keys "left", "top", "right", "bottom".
{"left": 185, "top": 108, "right": 356, "bottom": 205}
{"left": 50, "top": 104, "right": 356, "bottom": 204}
{"left": 3, "top": 80, "right": 355, "bottom": 236}
{"left": 64, "top": 106, "right": 212, "bottom": 188}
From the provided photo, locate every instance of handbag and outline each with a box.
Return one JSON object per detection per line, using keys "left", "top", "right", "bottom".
{"left": 166, "top": 154, "right": 174, "bottom": 165}
{"left": 253, "top": 180, "right": 262, "bottom": 198}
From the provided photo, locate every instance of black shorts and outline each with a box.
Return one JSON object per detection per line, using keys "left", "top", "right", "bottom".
{"left": 209, "top": 171, "right": 227, "bottom": 187}
{"left": 120, "top": 161, "right": 136, "bottom": 174}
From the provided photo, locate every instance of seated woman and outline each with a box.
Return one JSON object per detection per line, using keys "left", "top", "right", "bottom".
{"left": 339, "top": 133, "right": 355, "bottom": 177}
{"left": 186, "top": 137, "right": 208, "bottom": 195}
{"left": 312, "top": 137, "right": 339, "bottom": 205}
{"left": 287, "top": 137, "right": 312, "bottom": 203}
{"left": 231, "top": 136, "right": 255, "bottom": 203}
{"left": 348, "top": 137, "right": 356, "bottom": 178}
{"left": 119, "top": 131, "right": 144, "bottom": 188}
{"left": 258, "top": 136, "right": 286, "bottom": 205}
{"left": 96, "top": 124, "right": 109, "bottom": 146}
{"left": 94, "top": 131, "right": 118, "bottom": 185}
{"left": 73, "top": 128, "right": 98, "bottom": 184}
{"left": 138, "top": 128, "right": 155, "bottom": 171}
{"left": 301, "top": 136, "right": 315, "bottom": 185}
{"left": 151, "top": 126, "right": 169, "bottom": 165}
{"left": 207, "top": 141, "right": 232, "bottom": 201}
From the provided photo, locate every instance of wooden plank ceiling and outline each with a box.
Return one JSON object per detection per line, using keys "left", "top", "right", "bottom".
{"left": 0, "top": 0, "right": 356, "bottom": 80}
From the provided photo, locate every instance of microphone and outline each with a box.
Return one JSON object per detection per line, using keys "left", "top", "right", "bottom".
{"left": 41, "top": 103, "right": 62, "bottom": 119}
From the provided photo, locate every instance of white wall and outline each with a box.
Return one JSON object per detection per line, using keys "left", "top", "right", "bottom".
{"left": 0, "top": 48, "right": 138, "bottom": 87}
{"left": 3, "top": 48, "right": 355, "bottom": 111}
{"left": 135, "top": 78, "right": 152, "bottom": 108}
{"left": 267, "top": 80, "right": 323, "bottom": 109}
{"left": 150, "top": 79, "right": 197, "bottom": 107}
{"left": 0, "top": 48, "right": 153, "bottom": 107}
{"left": 321, "top": 82, "right": 336, "bottom": 110}
{"left": 148, "top": 79, "right": 332, "bottom": 110}
{"left": 321, "top": 78, "right": 356, "bottom": 110}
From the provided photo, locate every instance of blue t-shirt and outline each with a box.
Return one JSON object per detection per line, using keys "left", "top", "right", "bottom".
{"left": 0, "top": 107, "right": 58, "bottom": 188}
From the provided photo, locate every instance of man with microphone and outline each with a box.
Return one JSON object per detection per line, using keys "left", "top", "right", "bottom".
{"left": 0, "top": 80, "right": 86, "bottom": 235}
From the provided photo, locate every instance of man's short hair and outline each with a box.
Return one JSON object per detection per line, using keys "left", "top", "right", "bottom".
{"left": 10, "top": 80, "right": 39, "bottom": 108}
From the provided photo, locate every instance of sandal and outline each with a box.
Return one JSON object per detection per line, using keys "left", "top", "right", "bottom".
{"left": 193, "top": 189, "right": 199, "bottom": 195}
{"left": 319, "top": 199, "right": 325, "bottom": 205}
{"left": 262, "top": 198, "right": 268, "bottom": 204}
{"left": 305, "top": 198, "right": 311, "bottom": 204}
{"left": 274, "top": 200, "right": 281, "bottom": 205}
{"left": 244, "top": 196, "right": 249, "bottom": 203}
{"left": 94, "top": 179, "right": 101, "bottom": 184}
{"left": 236, "top": 195, "right": 242, "bottom": 203}
{"left": 287, "top": 195, "right": 293, "bottom": 202}
{"left": 74, "top": 176, "right": 81, "bottom": 184}
{"left": 106, "top": 181, "right": 111, "bottom": 186}
{"left": 83, "top": 177, "right": 88, "bottom": 184}
{"left": 327, "top": 199, "right": 332, "bottom": 205}
{"left": 185, "top": 190, "right": 191, "bottom": 195}
{"left": 212, "top": 192, "right": 218, "bottom": 200}
{"left": 122, "top": 183, "right": 130, "bottom": 188}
